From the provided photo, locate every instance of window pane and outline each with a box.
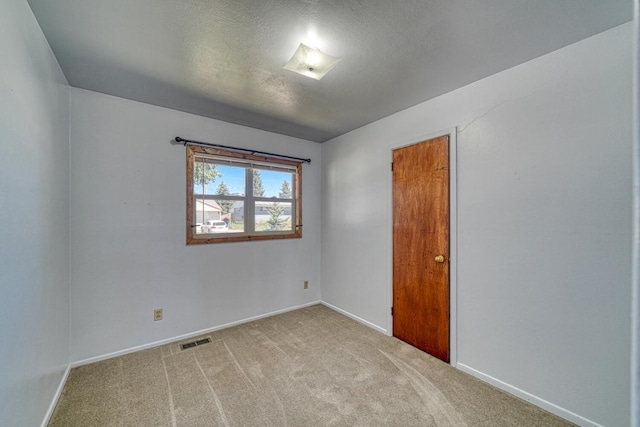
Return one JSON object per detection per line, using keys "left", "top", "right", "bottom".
{"left": 255, "top": 201, "right": 292, "bottom": 232}
{"left": 194, "top": 198, "right": 222, "bottom": 234}
{"left": 194, "top": 161, "right": 245, "bottom": 196}
{"left": 253, "top": 169, "right": 294, "bottom": 198}
{"left": 194, "top": 199, "right": 244, "bottom": 234}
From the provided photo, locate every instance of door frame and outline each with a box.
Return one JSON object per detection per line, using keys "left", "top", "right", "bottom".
{"left": 387, "top": 127, "right": 458, "bottom": 366}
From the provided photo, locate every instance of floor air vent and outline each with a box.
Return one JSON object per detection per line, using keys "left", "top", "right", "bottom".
{"left": 180, "top": 337, "right": 212, "bottom": 350}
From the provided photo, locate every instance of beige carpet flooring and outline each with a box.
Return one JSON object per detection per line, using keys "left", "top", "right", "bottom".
{"left": 49, "top": 305, "right": 574, "bottom": 426}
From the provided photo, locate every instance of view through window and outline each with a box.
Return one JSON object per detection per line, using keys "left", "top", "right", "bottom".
{"left": 187, "top": 145, "right": 302, "bottom": 244}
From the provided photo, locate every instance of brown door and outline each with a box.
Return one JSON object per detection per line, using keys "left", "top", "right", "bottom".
{"left": 392, "top": 135, "right": 450, "bottom": 362}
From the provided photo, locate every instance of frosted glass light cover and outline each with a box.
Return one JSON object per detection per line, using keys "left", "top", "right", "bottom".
{"left": 284, "top": 43, "right": 341, "bottom": 80}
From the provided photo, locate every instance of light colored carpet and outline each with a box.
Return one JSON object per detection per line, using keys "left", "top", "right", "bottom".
{"left": 49, "top": 305, "right": 574, "bottom": 426}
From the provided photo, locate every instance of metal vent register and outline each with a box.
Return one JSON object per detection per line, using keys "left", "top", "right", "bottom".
{"left": 180, "top": 337, "right": 212, "bottom": 350}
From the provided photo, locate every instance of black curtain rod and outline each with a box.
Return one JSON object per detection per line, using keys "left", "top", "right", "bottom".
{"left": 174, "top": 137, "right": 311, "bottom": 164}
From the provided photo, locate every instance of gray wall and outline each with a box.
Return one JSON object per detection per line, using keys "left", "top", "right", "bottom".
{"left": 321, "top": 24, "right": 633, "bottom": 427}
{"left": 0, "top": 0, "right": 70, "bottom": 425}
{"left": 69, "top": 89, "right": 322, "bottom": 363}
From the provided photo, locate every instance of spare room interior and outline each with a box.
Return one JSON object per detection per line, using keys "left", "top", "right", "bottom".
{"left": 1, "top": 0, "right": 638, "bottom": 426}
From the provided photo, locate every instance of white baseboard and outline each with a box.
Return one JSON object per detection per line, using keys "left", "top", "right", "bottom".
{"left": 456, "top": 363, "right": 603, "bottom": 427}
{"left": 71, "top": 300, "right": 322, "bottom": 368}
{"left": 41, "top": 364, "right": 71, "bottom": 427}
{"left": 321, "top": 301, "right": 389, "bottom": 335}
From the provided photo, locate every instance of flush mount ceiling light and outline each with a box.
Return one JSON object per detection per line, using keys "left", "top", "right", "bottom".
{"left": 283, "top": 43, "right": 341, "bottom": 80}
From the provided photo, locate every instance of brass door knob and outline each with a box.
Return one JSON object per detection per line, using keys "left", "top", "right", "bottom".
{"left": 434, "top": 255, "right": 445, "bottom": 263}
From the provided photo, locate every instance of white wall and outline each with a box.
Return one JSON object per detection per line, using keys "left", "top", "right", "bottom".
{"left": 0, "top": 0, "right": 70, "bottom": 426}
{"left": 633, "top": 4, "right": 640, "bottom": 427}
{"left": 322, "top": 24, "right": 633, "bottom": 427}
{"left": 69, "top": 89, "right": 322, "bottom": 362}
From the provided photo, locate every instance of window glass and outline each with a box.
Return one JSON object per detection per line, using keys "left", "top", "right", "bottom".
{"left": 194, "top": 163, "right": 246, "bottom": 196}
{"left": 255, "top": 201, "right": 293, "bottom": 232}
{"left": 193, "top": 198, "right": 224, "bottom": 234}
{"left": 253, "top": 169, "right": 294, "bottom": 199}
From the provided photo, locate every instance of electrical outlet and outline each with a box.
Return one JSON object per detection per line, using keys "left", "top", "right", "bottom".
{"left": 304, "top": 280, "right": 309, "bottom": 290}
{"left": 154, "top": 308, "right": 163, "bottom": 321}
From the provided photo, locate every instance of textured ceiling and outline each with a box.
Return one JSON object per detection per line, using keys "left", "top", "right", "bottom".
{"left": 27, "top": 0, "right": 632, "bottom": 142}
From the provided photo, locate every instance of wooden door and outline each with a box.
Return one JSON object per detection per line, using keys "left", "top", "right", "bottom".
{"left": 392, "top": 135, "right": 450, "bottom": 362}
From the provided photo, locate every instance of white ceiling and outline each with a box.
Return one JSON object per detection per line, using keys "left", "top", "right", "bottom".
{"left": 27, "top": 0, "right": 632, "bottom": 142}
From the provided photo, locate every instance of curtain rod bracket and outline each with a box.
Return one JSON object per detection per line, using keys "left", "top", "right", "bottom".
{"left": 173, "top": 136, "right": 311, "bottom": 164}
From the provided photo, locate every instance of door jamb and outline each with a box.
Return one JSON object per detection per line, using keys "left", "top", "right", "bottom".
{"left": 387, "top": 127, "right": 458, "bottom": 367}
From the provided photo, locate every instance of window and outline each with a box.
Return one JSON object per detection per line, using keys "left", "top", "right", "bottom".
{"left": 187, "top": 145, "right": 302, "bottom": 244}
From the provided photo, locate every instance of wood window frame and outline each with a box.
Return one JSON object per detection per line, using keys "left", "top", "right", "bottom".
{"left": 186, "top": 145, "right": 302, "bottom": 244}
